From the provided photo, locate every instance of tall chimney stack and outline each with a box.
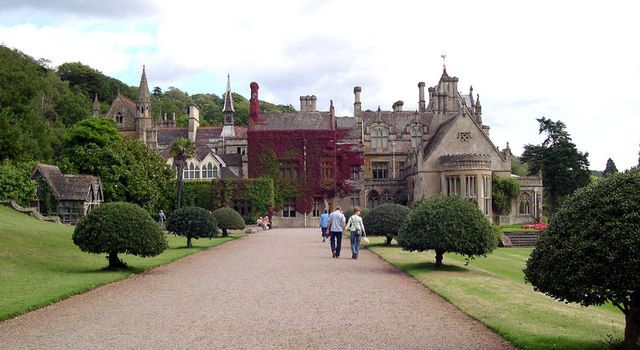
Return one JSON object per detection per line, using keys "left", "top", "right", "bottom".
{"left": 188, "top": 105, "right": 200, "bottom": 142}
{"left": 418, "top": 82, "right": 426, "bottom": 112}
{"left": 353, "top": 86, "right": 362, "bottom": 117}
{"left": 310, "top": 95, "right": 317, "bottom": 112}
{"left": 300, "top": 96, "right": 306, "bottom": 112}
{"left": 392, "top": 100, "right": 404, "bottom": 112}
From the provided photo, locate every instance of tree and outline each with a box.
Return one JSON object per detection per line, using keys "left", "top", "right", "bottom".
{"left": 511, "top": 154, "right": 529, "bottom": 176}
{"left": 524, "top": 168, "right": 640, "bottom": 349}
{"left": 170, "top": 138, "right": 196, "bottom": 209}
{"left": 602, "top": 158, "right": 619, "bottom": 177}
{"left": 397, "top": 196, "right": 497, "bottom": 267}
{"left": 212, "top": 207, "right": 245, "bottom": 237}
{"left": 0, "top": 161, "right": 36, "bottom": 206}
{"left": 166, "top": 206, "right": 218, "bottom": 247}
{"left": 73, "top": 202, "right": 167, "bottom": 269}
{"left": 492, "top": 176, "right": 520, "bottom": 215}
{"left": 521, "top": 117, "right": 590, "bottom": 213}
{"left": 62, "top": 117, "right": 122, "bottom": 149}
{"left": 61, "top": 138, "right": 173, "bottom": 215}
{"left": 362, "top": 203, "right": 410, "bottom": 245}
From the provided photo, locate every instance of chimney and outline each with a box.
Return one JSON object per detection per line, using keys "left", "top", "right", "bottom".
{"left": 418, "top": 82, "right": 426, "bottom": 112}
{"left": 300, "top": 96, "right": 306, "bottom": 112}
{"left": 353, "top": 86, "right": 362, "bottom": 116}
{"left": 310, "top": 95, "right": 317, "bottom": 112}
{"left": 171, "top": 112, "right": 176, "bottom": 127}
{"left": 392, "top": 100, "right": 404, "bottom": 112}
{"left": 330, "top": 100, "right": 336, "bottom": 129}
{"left": 188, "top": 105, "right": 200, "bottom": 142}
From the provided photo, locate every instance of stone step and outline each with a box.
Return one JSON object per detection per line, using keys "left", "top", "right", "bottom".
{"left": 503, "top": 231, "right": 541, "bottom": 247}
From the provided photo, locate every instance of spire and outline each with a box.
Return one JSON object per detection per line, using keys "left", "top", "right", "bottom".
{"left": 222, "top": 73, "right": 235, "bottom": 113}
{"left": 138, "top": 65, "right": 150, "bottom": 105}
{"left": 92, "top": 94, "right": 100, "bottom": 117}
{"left": 476, "top": 94, "right": 481, "bottom": 108}
{"left": 475, "top": 94, "right": 483, "bottom": 125}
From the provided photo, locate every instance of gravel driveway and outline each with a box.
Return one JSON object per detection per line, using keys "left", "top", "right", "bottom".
{"left": 0, "top": 228, "right": 513, "bottom": 349}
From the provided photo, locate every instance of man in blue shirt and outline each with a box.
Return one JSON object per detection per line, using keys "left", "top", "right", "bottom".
{"left": 319, "top": 210, "right": 330, "bottom": 242}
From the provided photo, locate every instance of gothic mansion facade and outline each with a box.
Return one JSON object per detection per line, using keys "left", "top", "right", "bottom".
{"left": 100, "top": 66, "right": 542, "bottom": 226}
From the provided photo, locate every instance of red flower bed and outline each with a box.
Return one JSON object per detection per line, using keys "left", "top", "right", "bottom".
{"left": 522, "top": 223, "right": 548, "bottom": 230}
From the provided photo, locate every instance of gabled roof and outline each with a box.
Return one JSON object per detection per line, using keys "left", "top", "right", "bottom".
{"left": 221, "top": 167, "right": 240, "bottom": 179}
{"left": 31, "top": 164, "right": 100, "bottom": 201}
{"left": 157, "top": 126, "right": 248, "bottom": 146}
{"left": 421, "top": 116, "right": 457, "bottom": 157}
{"left": 361, "top": 111, "right": 434, "bottom": 133}
{"left": 219, "top": 153, "right": 243, "bottom": 167}
{"left": 253, "top": 112, "right": 332, "bottom": 131}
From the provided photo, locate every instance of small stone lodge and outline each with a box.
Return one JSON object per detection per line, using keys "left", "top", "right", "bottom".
{"left": 30, "top": 164, "right": 103, "bottom": 224}
{"left": 98, "top": 65, "right": 542, "bottom": 227}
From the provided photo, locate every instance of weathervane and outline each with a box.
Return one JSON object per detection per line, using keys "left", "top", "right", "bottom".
{"left": 441, "top": 54, "right": 446, "bottom": 71}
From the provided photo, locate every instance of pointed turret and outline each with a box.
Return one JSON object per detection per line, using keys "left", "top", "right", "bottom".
{"left": 138, "top": 65, "right": 151, "bottom": 105}
{"left": 135, "top": 65, "right": 152, "bottom": 144}
{"left": 92, "top": 94, "right": 100, "bottom": 117}
{"left": 476, "top": 94, "right": 482, "bottom": 117}
{"left": 222, "top": 74, "right": 235, "bottom": 113}
{"left": 221, "top": 74, "right": 236, "bottom": 138}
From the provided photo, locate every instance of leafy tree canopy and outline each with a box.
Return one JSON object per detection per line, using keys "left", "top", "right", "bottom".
{"left": 212, "top": 207, "right": 245, "bottom": 237}
{"left": 397, "top": 196, "right": 497, "bottom": 267}
{"left": 524, "top": 168, "right": 640, "bottom": 348}
{"left": 73, "top": 202, "right": 167, "bottom": 269}
{"left": 167, "top": 206, "right": 218, "bottom": 247}
{"left": 521, "top": 117, "right": 590, "bottom": 213}
{"left": 602, "top": 158, "right": 619, "bottom": 177}
{"left": 0, "top": 161, "right": 37, "bottom": 206}
{"left": 362, "top": 204, "right": 410, "bottom": 245}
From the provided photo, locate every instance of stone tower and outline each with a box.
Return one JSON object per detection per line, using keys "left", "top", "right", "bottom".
{"left": 92, "top": 94, "right": 100, "bottom": 117}
{"left": 136, "top": 66, "right": 152, "bottom": 143}
{"left": 221, "top": 74, "right": 236, "bottom": 138}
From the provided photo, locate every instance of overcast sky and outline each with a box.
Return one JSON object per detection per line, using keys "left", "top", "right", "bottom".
{"left": 1, "top": 0, "right": 639, "bottom": 170}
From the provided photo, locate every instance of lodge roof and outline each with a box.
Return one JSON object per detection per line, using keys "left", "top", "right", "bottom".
{"left": 31, "top": 164, "right": 100, "bottom": 201}
{"left": 254, "top": 112, "right": 333, "bottom": 131}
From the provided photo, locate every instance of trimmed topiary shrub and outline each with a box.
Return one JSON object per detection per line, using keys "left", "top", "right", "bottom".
{"left": 72, "top": 202, "right": 167, "bottom": 269}
{"left": 362, "top": 204, "right": 410, "bottom": 245}
{"left": 212, "top": 207, "right": 245, "bottom": 237}
{"left": 397, "top": 196, "right": 497, "bottom": 267}
{"left": 524, "top": 168, "right": 640, "bottom": 349}
{"left": 167, "top": 206, "right": 218, "bottom": 247}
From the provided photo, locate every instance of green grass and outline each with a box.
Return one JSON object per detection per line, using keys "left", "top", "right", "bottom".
{"left": 366, "top": 238, "right": 624, "bottom": 350}
{"left": 0, "top": 205, "right": 242, "bottom": 321}
{"left": 500, "top": 223, "right": 539, "bottom": 233}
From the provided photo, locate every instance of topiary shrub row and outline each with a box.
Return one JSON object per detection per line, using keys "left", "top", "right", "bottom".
{"left": 212, "top": 207, "right": 245, "bottom": 237}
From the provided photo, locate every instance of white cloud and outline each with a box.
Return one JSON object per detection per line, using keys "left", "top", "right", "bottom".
{"left": 1, "top": 0, "right": 639, "bottom": 169}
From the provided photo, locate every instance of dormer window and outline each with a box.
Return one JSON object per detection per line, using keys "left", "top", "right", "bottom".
{"left": 410, "top": 128, "right": 422, "bottom": 148}
{"left": 371, "top": 127, "right": 389, "bottom": 150}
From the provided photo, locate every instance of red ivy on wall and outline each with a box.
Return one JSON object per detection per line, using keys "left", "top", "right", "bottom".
{"left": 247, "top": 128, "right": 363, "bottom": 214}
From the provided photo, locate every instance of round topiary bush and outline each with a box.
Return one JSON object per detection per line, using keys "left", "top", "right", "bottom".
{"left": 397, "top": 196, "right": 497, "bottom": 267}
{"left": 362, "top": 204, "right": 410, "bottom": 245}
{"left": 166, "top": 206, "right": 218, "bottom": 247}
{"left": 524, "top": 168, "right": 640, "bottom": 348}
{"left": 73, "top": 202, "right": 168, "bottom": 269}
{"left": 212, "top": 207, "right": 245, "bottom": 237}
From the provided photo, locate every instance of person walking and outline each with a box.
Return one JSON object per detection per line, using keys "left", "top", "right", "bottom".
{"left": 319, "top": 209, "right": 330, "bottom": 242}
{"left": 158, "top": 210, "right": 166, "bottom": 229}
{"left": 326, "top": 206, "right": 346, "bottom": 258}
{"left": 346, "top": 207, "right": 366, "bottom": 259}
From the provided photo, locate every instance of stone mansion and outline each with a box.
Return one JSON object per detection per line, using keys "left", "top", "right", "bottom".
{"left": 97, "top": 66, "right": 542, "bottom": 226}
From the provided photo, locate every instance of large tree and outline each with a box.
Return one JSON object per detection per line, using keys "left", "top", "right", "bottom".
{"left": 524, "top": 168, "right": 640, "bottom": 349}
{"left": 603, "top": 158, "right": 619, "bottom": 177}
{"left": 170, "top": 138, "right": 196, "bottom": 209}
{"left": 521, "top": 117, "right": 590, "bottom": 213}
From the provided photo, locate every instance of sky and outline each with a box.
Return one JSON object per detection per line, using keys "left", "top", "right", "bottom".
{"left": 1, "top": 0, "right": 639, "bottom": 170}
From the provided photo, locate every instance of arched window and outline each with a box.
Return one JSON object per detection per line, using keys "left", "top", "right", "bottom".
{"left": 381, "top": 190, "right": 392, "bottom": 203}
{"left": 371, "top": 127, "right": 389, "bottom": 150}
{"left": 116, "top": 112, "right": 124, "bottom": 125}
{"left": 367, "top": 190, "right": 380, "bottom": 209}
{"left": 203, "top": 163, "right": 213, "bottom": 178}
{"left": 410, "top": 128, "right": 422, "bottom": 148}
{"left": 193, "top": 163, "right": 201, "bottom": 179}
{"left": 519, "top": 192, "right": 532, "bottom": 215}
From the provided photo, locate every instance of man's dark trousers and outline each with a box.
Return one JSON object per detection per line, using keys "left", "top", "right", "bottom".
{"left": 330, "top": 231, "right": 342, "bottom": 257}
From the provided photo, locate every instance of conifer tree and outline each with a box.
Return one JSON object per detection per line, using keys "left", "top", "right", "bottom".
{"left": 602, "top": 158, "right": 619, "bottom": 177}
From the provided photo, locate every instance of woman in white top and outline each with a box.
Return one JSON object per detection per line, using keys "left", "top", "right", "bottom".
{"left": 346, "top": 207, "right": 366, "bottom": 259}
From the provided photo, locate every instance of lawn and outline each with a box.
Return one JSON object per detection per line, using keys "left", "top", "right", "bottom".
{"left": 0, "top": 205, "right": 242, "bottom": 321}
{"left": 500, "top": 223, "right": 539, "bottom": 233}
{"left": 366, "top": 239, "right": 625, "bottom": 350}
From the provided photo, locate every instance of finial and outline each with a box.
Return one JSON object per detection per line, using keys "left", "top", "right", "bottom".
{"left": 506, "top": 141, "right": 510, "bottom": 149}
{"left": 377, "top": 105, "right": 381, "bottom": 112}
{"left": 470, "top": 85, "right": 473, "bottom": 93}
{"left": 441, "top": 54, "right": 446, "bottom": 72}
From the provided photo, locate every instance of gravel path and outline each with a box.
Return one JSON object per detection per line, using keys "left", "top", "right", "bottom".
{"left": 0, "top": 228, "right": 513, "bottom": 349}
